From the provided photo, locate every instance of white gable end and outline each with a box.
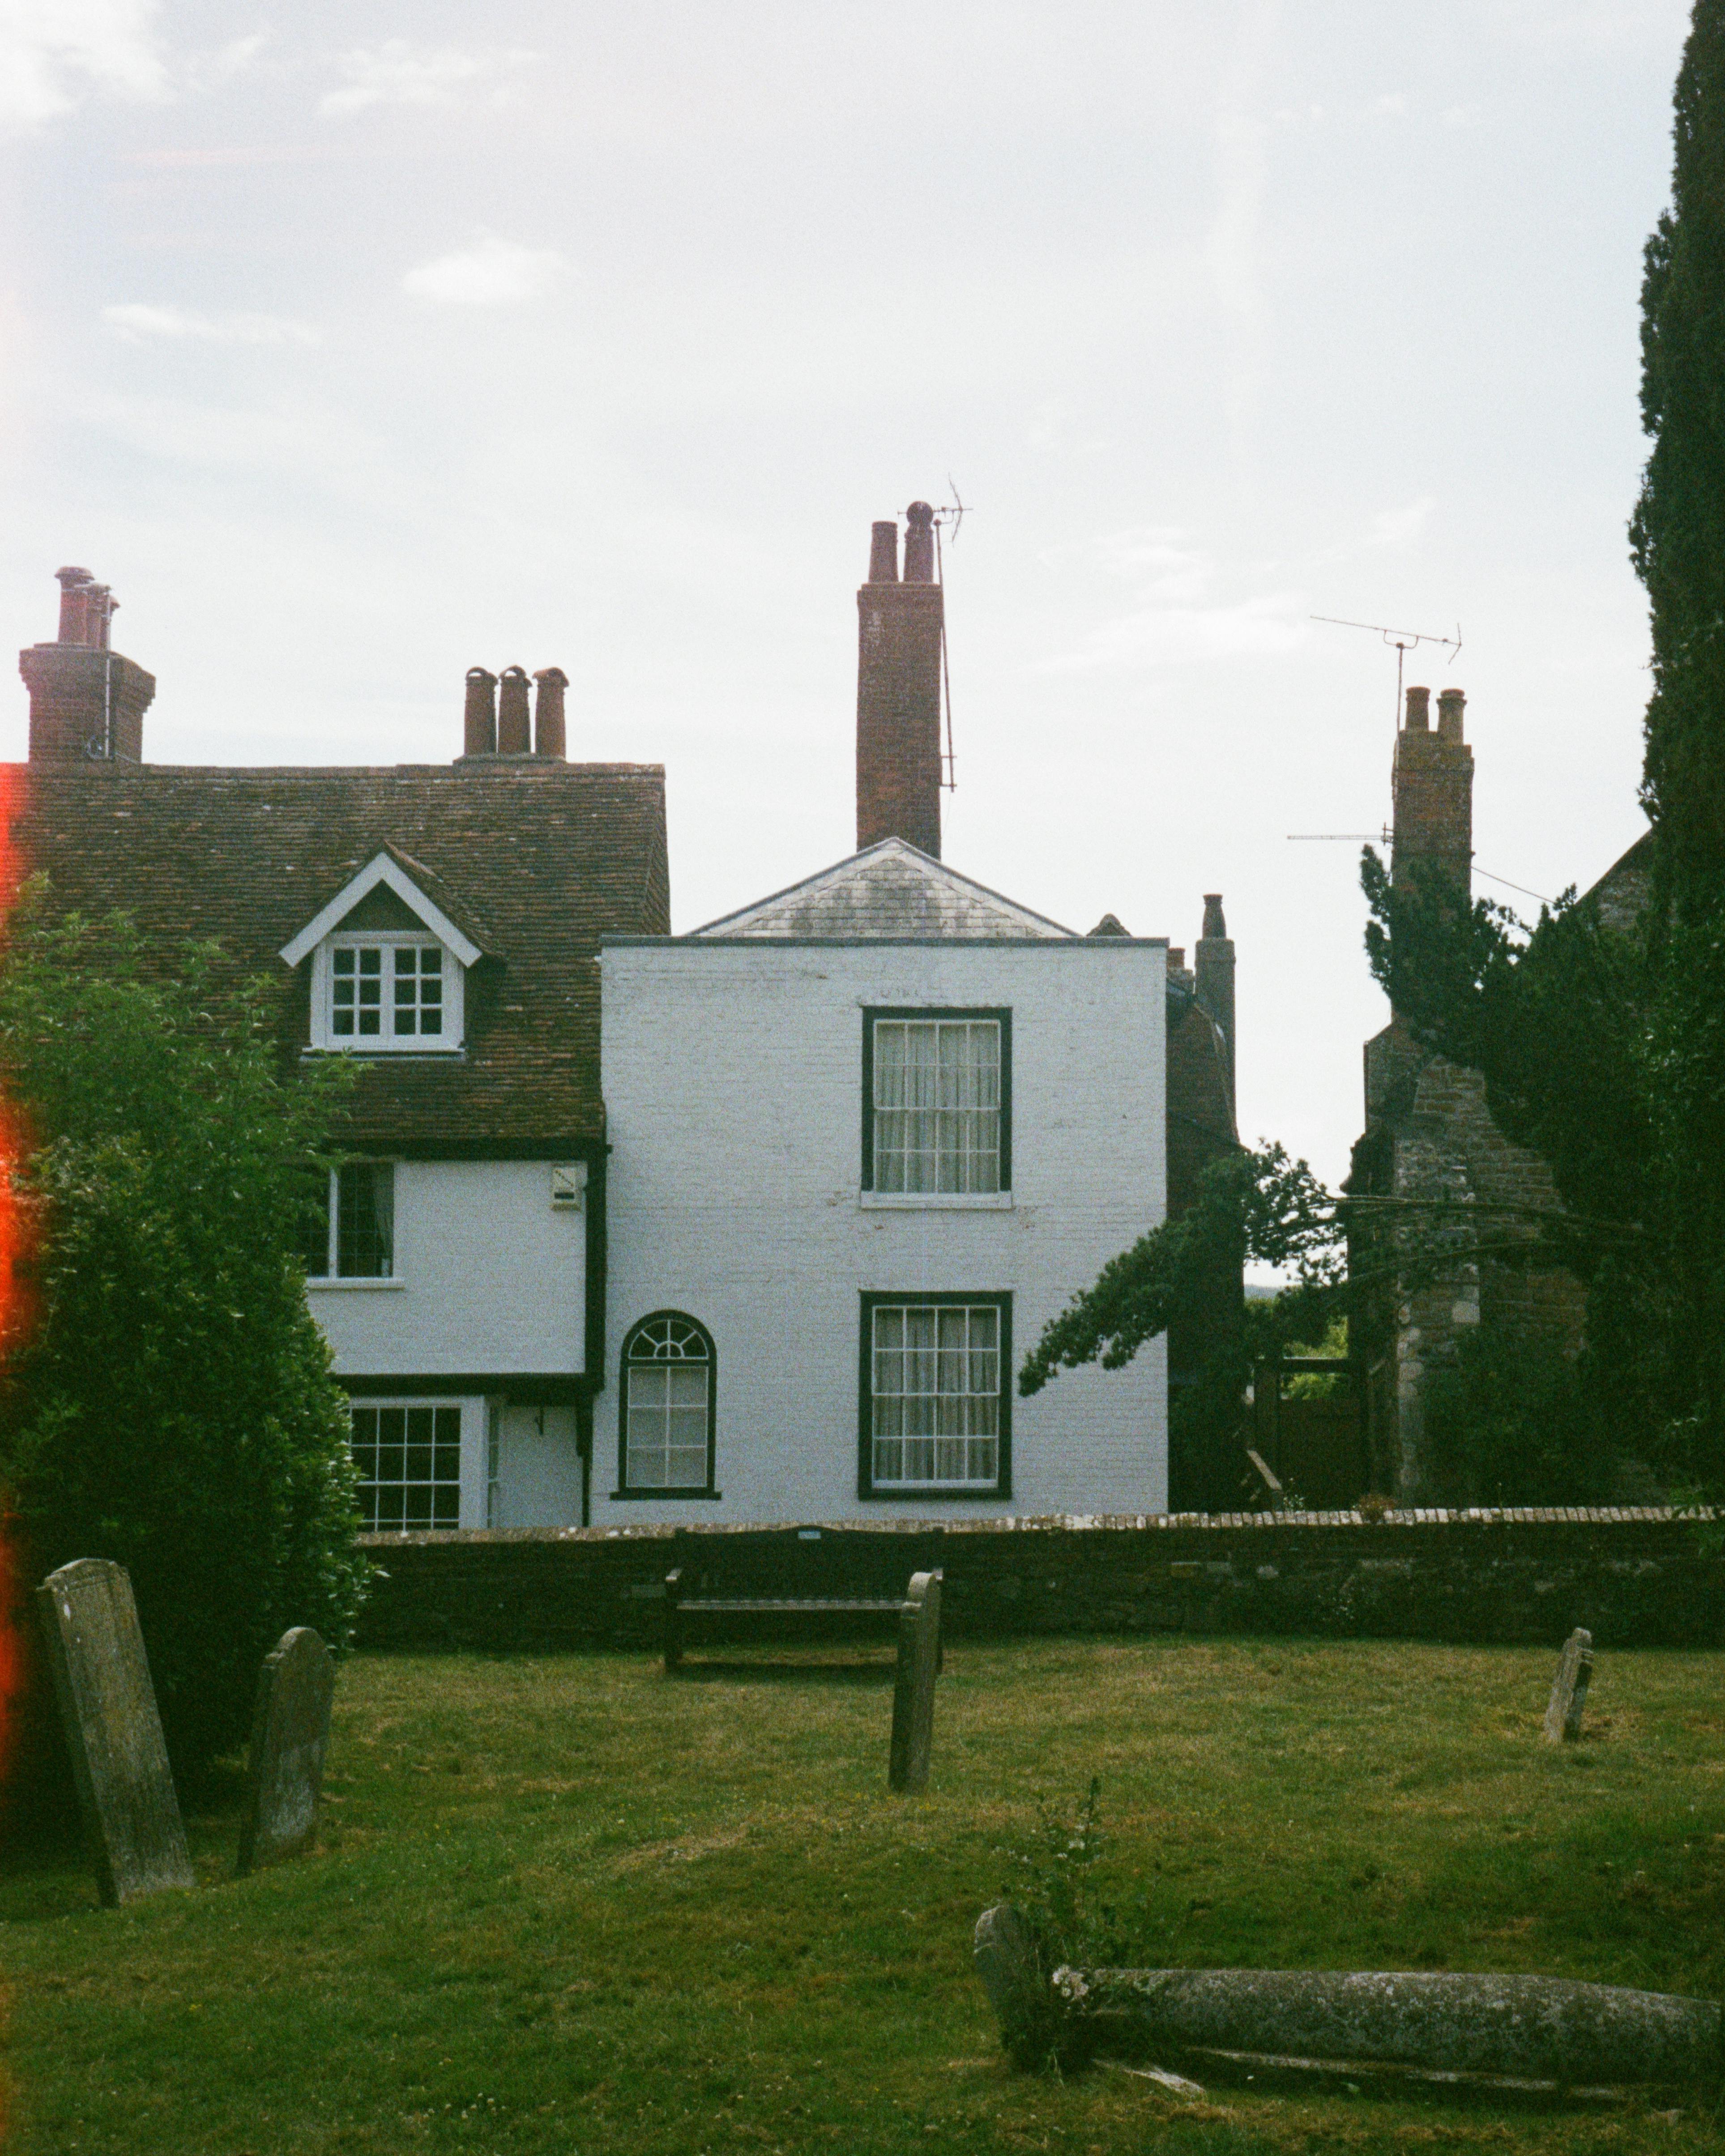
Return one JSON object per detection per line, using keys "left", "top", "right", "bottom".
{"left": 690, "top": 837, "right": 1075, "bottom": 940}
{"left": 278, "top": 850, "right": 484, "bottom": 969}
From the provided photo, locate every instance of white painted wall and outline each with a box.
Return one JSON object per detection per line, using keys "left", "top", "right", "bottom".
{"left": 598, "top": 939, "right": 1167, "bottom": 1524}
{"left": 309, "top": 1158, "right": 586, "bottom": 1377}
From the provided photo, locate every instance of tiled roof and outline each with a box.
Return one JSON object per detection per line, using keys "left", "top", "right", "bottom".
{"left": 7, "top": 759, "right": 669, "bottom": 1152}
{"left": 690, "top": 837, "right": 1076, "bottom": 939}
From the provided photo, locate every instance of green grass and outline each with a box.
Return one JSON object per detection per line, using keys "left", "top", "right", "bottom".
{"left": 4, "top": 1636, "right": 1724, "bottom": 2153}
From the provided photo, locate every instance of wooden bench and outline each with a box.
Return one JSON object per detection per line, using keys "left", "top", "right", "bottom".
{"left": 663, "top": 1566, "right": 943, "bottom": 1676}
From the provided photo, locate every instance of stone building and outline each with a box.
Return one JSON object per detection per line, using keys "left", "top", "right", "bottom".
{"left": 1346, "top": 683, "right": 1644, "bottom": 1498}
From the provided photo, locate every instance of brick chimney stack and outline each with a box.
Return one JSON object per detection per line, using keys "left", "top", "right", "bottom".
{"left": 19, "top": 567, "right": 155, "bottom": 763}
{"left": 1194, "top": 892, "right": 1235, "bottom": 1120}
{"left": 1390, "top": 683, "right": 1472, "bottom": 892}
{"left": 855, "top": 500, "right": 944, "bottom": 858}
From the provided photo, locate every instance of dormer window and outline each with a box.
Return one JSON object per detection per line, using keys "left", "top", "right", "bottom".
{"left": 311, "top": 933, "right": 464, "bottom": 1052}
{"left": 282, "top": 847, "right": 486, "bottom": 1057}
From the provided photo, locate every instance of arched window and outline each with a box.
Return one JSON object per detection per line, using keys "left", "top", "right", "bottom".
{"left": 618, "top": 1312, "right": 717, "bottom": 1496}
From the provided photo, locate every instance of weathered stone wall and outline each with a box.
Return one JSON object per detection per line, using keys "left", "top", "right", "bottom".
{"left": 353, "top": 1508, "right": 1721, "bottom": 1655}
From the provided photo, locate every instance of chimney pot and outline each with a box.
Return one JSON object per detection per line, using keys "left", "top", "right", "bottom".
{"left": 55, "top": 566, "right": 95, "bottom": 645}
{"left": 496, "top": 665, "right": 532, "bottom": 755}
{"left": 868, "top": 521, "right": 900, "bottom": 583}
{"left": 1437, "top": 686, "right": 1466, "bottom": 743}
{"left": 903, "top": 500, "right": 936, "bottom": 584}
{"left": 463, "top": 667, "right": 499, "bottom": 756}
{"left": 1403, "top": 685, "right": 1431, "bottom": 732}
{"left": 1201, "top": 892, "right": 1227, "bottom": 939}
{"left": 533, "top": 666, "right": 568, "bottom": 759}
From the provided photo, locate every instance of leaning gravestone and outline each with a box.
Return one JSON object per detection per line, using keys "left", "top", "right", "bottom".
{"left": 1543, "top": 1627, "right": 1593, "bottom": 1744}
{"left": 888, "top": 1569, "right": 942, "bottom": 1793}
{"left": 35, "top": 1558, "right": 194, "bottom": 1906}
{"left": 236, "top": 1627, "right": 335, "bottom": 1875}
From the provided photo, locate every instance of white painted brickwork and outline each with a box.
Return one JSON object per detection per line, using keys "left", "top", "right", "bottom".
{"left": 599, "top": 939, "right": 1167, "bottom": 1524}
{"left": 309, "top": 1159, "right": 586, "bottom": 1377}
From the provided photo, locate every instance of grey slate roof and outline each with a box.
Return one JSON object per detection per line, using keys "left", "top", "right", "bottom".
{"left": 688, "top": 837, "right": 1076, "bottom": 940}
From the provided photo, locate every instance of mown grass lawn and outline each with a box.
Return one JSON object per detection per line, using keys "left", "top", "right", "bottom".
{"left": 3, "top": 1635, "right": 1723, "bottom": 2154}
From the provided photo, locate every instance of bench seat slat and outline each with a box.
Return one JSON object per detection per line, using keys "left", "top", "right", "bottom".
{"left": 675, "top": 1597, "right": 907, "bottom": 1614}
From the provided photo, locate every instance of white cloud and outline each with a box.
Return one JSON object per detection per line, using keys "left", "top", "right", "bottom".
{"left": 401, "top": 232, "right": 569, "bottom": 307}
{"left": 1369, "top": 495, "right": 1436, "bottom": 550}
{"left": 103, "top": 303, "right": 320, "bottom": 346}
{"left": 319, "top": 39, "right": 531, "bottom": 119}
{"left": 1046, "top": 525, "right": 1309, "bottom": 670}
{"left": 0, "top": 0, "right": 168, "bottom": 131}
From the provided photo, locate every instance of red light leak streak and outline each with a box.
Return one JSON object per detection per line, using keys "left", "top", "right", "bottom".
{"left": 0, "top": 764, "right": 29, "bottom": 1798}
{"left": 0, "top": 763, "right": 26, "bottom": 2150}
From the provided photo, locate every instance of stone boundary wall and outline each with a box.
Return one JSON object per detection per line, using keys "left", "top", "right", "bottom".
{"left": 353, "top": 1507, "right": 1722, "bottom": 1655}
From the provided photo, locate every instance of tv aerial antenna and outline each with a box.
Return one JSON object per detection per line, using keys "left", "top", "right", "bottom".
{"left": 1311, "top": 613, "right": 1462, "bottom": 722}
{"left": 930, "top": 479, "right": 968, "bottom": 791}
{"left": 1285, "top": 612, "right": 1463, "bottom": 849}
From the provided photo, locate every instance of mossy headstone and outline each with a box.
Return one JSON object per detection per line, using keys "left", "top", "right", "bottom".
{"left": 236, "top": 1627, "right": 335, "bottom": 1875}
{"left": 35, "top": 1558, "right": 194, "bottom": 1906}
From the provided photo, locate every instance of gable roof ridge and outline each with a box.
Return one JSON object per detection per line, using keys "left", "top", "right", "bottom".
{"left": 687, "top": 835, "right": 1077, "bottom": 939}
{"left": 278, "top": 847, "right": 491, "bottom": 968}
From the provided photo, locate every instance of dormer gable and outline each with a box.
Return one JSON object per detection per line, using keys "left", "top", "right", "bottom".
{"left": 281, "top": 848, "right": 487, "bottom": 1054}
{"left": 689, "top": 837, "right": 1076, "bottom": 941}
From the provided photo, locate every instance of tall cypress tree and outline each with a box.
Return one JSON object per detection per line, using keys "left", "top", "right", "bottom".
{"left": 1630, "top": 0, "right": 1725, "bottom": 1474}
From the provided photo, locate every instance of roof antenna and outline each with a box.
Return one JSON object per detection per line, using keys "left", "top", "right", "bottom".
{"left": 1311, "top": 613, "right": 1463, "bottom": 722}
{"left": 931, "top": 480, "right": 968, "bottom": 791}
{"left": 1287, "top": 613, "right": 1465, "bottom": 849}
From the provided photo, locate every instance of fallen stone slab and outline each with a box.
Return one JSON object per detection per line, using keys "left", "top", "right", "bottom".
{"left": 973, "top": 1904, "right": 1722, "bottom": 2089}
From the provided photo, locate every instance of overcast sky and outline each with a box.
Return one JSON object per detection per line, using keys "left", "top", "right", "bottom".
{"left": 0, "top": 0, "right": 1691, "bottom": 1211}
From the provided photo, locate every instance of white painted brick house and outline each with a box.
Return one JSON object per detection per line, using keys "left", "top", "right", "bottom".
{"left": 598, "top": 841, "right": 1170, "bottom": 1522}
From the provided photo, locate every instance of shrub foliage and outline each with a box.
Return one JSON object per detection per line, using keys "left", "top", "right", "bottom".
{"left": 0, "top": 893, "right": 367, "bottom": 1780}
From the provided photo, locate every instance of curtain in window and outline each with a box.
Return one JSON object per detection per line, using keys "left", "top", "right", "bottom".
{"left": 871, "top": 1304, "right": 999, "bottom": 1485}
{"left": 336, "top": 1163, "right": 394, "bottom": 1277}
{"left": 873, "top": 1021, "right": 1000, "bottom": 1193}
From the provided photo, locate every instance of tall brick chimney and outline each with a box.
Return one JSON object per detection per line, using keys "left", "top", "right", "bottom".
{"left": 856, "top": 500, "right": 943, "bottom": 858}
{"left": 1390, "top": 683, "right": 1472, "bottom": 891}
{"left": 19, "top": 567, "right": 155, "bottom": 763}
{"left": 1194, "top": 892, "right": 1235, "bottom": 1120}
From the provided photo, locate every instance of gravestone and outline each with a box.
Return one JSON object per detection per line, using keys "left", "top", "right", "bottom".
{"left": 1543, "top": 1627, "right": 1593, "bottom": 1744}
{"left": 236, "top": 1627, "right": 335, "bottom": 1876}
{"left": 888, "top": 1569, "right": 942, "bottom": 1793}
{"left": 34, "top": 1558, "right": 194, "bottom": 1906}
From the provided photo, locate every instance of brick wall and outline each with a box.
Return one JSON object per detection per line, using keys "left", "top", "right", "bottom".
{"left": 354, "top": 1507, "right": 1721, "bottom": 1654}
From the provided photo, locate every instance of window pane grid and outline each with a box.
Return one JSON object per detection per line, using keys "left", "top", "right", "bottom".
{"left": 873, "top": 1020, "right": 1001, "bottom": 1193}
{"left": 350, "top": 1404, "right": 461, "bottom": 1531}
{"left": 330, "top": 941, "right": 444, "bottom": 1041}
{"left": 871, "top": 1304, "right": 1000, "bottom": 1487}
{"left": 625, "top": 1316, "right": 712, "bottom": 1488}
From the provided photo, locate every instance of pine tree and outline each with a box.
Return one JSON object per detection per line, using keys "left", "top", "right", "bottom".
{"left": 1631, "top": 0, "right": 1725, "bottom": 1472}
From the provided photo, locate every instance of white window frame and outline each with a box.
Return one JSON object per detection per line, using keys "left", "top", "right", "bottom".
{"left": 348, "top": 1394, "right": 487, "bottom": 1533}
{"left": 308, "top": 931, "right": 465, "bottom": 1054}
